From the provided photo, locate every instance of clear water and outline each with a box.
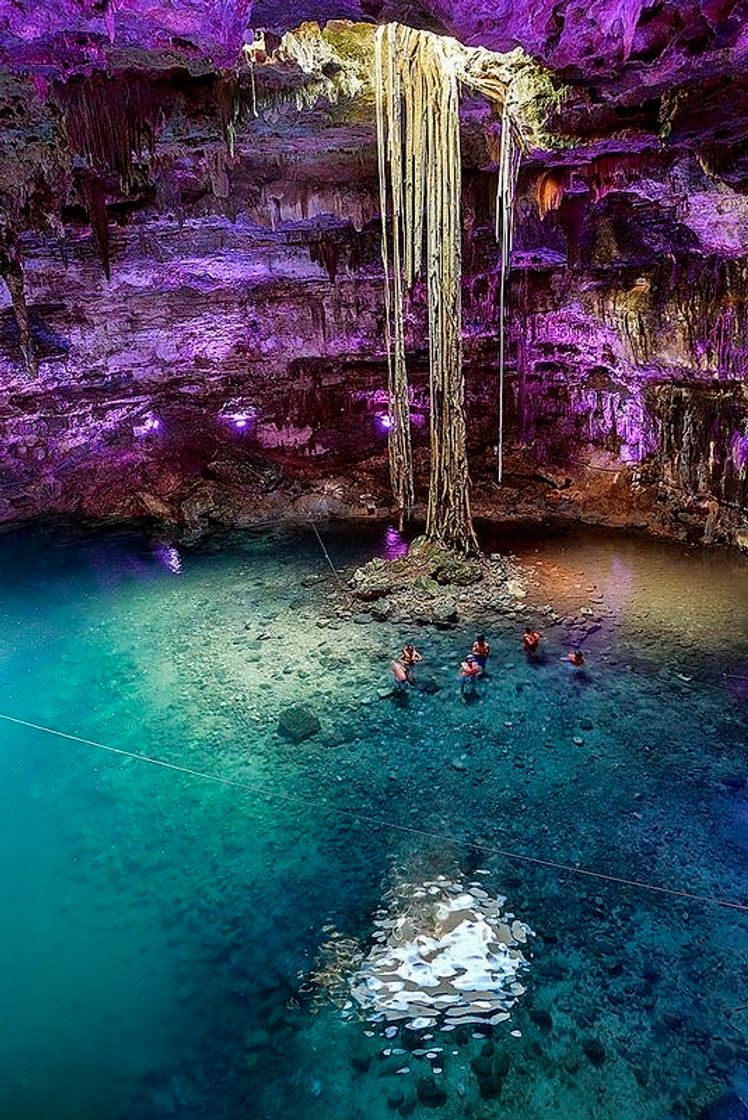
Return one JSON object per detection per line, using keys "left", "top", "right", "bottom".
{"left": 0, "top": 519, "right": 746, "bottom": 1120}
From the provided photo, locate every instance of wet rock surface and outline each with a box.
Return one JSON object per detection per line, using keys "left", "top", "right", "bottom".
{"left": 278, "top": 704, "right": 322, "bottom": 742}
{"left": 349, "top": 537, "right": 523, "bottom": 628}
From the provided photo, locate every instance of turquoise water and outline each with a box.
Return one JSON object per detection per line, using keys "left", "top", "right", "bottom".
{"left": 0, "top": 520, "right": 746, "bottom": 1120}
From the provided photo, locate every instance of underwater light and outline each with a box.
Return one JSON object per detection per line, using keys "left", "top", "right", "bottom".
{"left": 382, "top": 524, "right": 409, "bottom": 560}
{"left": 154, "top": 543, "right": 182, "bottom": 573}
{"left": 377, "top": 412, "right": 393, "bottom": 430}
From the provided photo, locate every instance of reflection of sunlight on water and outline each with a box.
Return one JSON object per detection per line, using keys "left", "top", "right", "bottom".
{"left": 312, "top": 875, "right": 532, "bottom": 1041}
{"left": 381, "top": 525, "right": 409, "bottom": 561}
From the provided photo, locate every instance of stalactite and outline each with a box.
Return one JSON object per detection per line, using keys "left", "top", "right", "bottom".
{"left": 216, "top": 74, "right": 242, "bottom": 157}
{"left": 80, "top": 173, "right": 111, "bottom": 280}
{"left": 374, "top": 24, "right": 527, "bottom": 553}
{"left": 310, "top": 237, "right": 341, "bottom": 282}
{"left": 0, "top": 222, "right": 38, "bottom": 377}
{"left": 56, "top": 73, "right": 159, "bottom": 194}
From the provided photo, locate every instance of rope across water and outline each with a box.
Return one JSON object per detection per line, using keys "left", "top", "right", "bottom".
{"left": 1, "top": 711, "right": 746, "bottom": 915}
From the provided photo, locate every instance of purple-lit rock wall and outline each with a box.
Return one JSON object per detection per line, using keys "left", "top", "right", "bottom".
{"left": 0, "top": 3, "right": 746, "bottom": 543}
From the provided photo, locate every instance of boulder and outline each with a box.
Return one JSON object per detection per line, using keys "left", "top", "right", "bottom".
{"left": 431, "top": 597, "right": 459, "bottom": 628}
{"left": 278, "top": 704, "right": 321, "bottom": 742}
{"left": 416, "top": 1077, "right": 447, "bottom": 1108}
{"left": 370, "top": 598, "right": 394, "bottom": 621}
{"left": 349, "top": 557, "right": 409, "bottom": 600}
{"left": 529, "top": 1008, "right": 553, "bottom": 1032}
{"left": 432, "top": 555, "right": 483, "bottom": 587}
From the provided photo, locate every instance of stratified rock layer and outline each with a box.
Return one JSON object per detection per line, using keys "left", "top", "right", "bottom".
{"left": 0, "top": 5, "right": 746, "bottom": 543}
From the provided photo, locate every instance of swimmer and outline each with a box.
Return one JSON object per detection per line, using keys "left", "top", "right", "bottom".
{"left": 400, "top": 643, "right": 422, "bottom": 683}
{"left": 471, "top": 634, "right": 491, "bottom": 669}
{"left": 565, "top": 650, "right": 586, "bottom": 667}
{"left": 459, "top": 653, "right": 482, "bottom": 697}
{"left": 522, "top": 626, "right": 541, "bottom": 654}
{"left": 391, "top": 659, "right": 410, "bottom": 692}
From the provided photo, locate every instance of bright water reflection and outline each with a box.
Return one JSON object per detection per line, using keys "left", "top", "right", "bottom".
{"left": 0, "top": 520, "right": 745, "bottom": 1120}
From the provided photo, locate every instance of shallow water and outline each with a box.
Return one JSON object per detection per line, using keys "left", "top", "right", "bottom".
{"left": 0, "top": 519, "right": 746, "bottom": 1120}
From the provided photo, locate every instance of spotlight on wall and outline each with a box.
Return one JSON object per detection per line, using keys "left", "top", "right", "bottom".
{"left": 134, "top": 414, "right": 161, "bottom": 437}
{"left": 219, "top": 400, "right": 257, "bottom": 433}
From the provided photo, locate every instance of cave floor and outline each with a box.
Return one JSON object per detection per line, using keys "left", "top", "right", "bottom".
{"left": 0, "top": 519, "right": 746, "bottom": 1120}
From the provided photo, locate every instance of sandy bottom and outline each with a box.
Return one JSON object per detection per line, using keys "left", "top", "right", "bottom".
{"left": 0, "top": 518, "right": 745, "bottom": 1120}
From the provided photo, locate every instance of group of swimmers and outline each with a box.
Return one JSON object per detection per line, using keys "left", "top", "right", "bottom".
{"left": 390, "top": 626, "right": 586, "bottom": 698}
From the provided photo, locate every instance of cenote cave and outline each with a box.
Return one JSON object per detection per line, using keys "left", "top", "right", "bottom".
{"left": 0, "top": 3, "right": 747, "bottom": 1120}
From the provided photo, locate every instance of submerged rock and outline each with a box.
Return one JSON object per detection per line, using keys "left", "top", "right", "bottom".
{"left": 430, "top": 598, "right": 459, "bottom": 628}
{"left": 278, "top": 704, "right": 321, "bottom": 742}
{"left": 416, "top": 1077, "right": 447, "bottom": 1108}
{"left": 529, "top": 1008, "right": 553, "bottom": 1032}
{"left": 701, "top": 1094, "right": 748, "bottom": 1120}
{"left": 416, "top": 675, "right": 442, "bottom": 694}
{"left": 582, "top": 1037, "right": 607, "bottom": 1066}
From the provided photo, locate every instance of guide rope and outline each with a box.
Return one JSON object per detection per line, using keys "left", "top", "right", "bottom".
{"left": 1, "top": 711, "right": 746, "bottom": 915}
{"left": 308, "top": 520, "right": 345, "bottom": 591}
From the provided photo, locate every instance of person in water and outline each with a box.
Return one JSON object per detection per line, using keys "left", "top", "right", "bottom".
{"left": 566, "top": 650, "right": 585, "bottom": 667}
{"left": 400, "top": 643, "right": 422, "bottom": 683}
{"left": 522, "top": 626, "right": 541, "bottom": 654}
{"left": 459, "top": 653, "right": 482, "bottom": 696}
{"left": 391, "top": 659, "right": 410, "bottom": 692}
{"left": 471, "top": 634, "right": 491, "bottom": 669}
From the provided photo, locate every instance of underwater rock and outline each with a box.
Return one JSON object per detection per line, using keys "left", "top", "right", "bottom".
{"left": 529, "top": 1008, "right": 553, "bottom": 1032}
{"left": 471, "top": 1050, "right": 508, "bottom": 1098}
{"left": 416, "top": 1077, "right": 447, "bottom": 1107}
{"left": 582, "top": 1037, "right": 607, "bottom": 1066}
{"left": 562, "top": 1051, "right": 581, "bottom": 1074}
{"left": 701, "top": 1093, "right": 748, "bottom": 1120}
{"left": 430, "top": 598, "right": 459, "bottom": 628}
{"left": 416, "top": 675, "right": 442, "bottom": 695}
{"left": 277, "top": 704, "right": 321, "bottom": 742}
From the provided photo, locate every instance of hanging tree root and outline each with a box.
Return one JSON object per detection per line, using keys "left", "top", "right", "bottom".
{"left": 375, "top": 25, "right": 527, "bottom": 556}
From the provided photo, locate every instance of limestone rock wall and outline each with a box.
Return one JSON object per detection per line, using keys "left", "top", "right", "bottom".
{"left": 0, "top": 8, "right": 746, "bottom": 543}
